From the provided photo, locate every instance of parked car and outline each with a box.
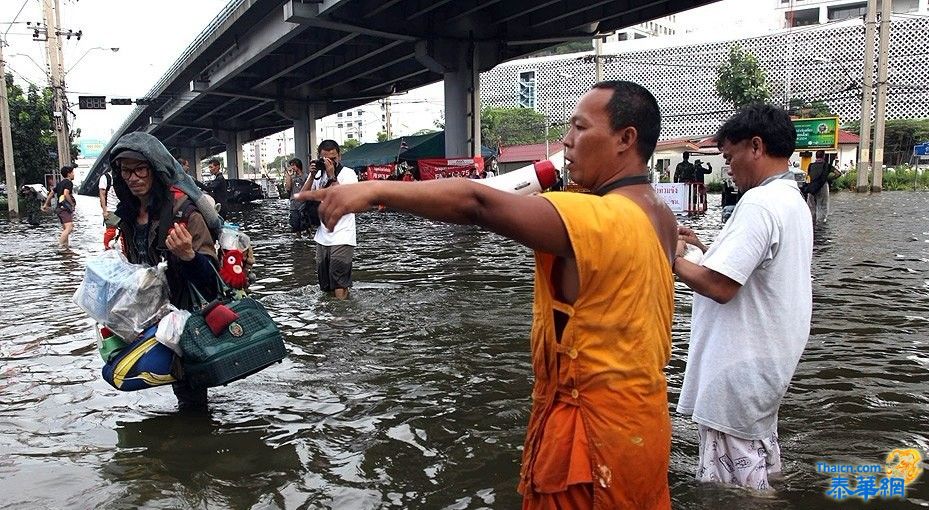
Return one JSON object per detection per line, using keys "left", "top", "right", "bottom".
{"left": 196, "top": 178, "right": 264, "bottom": 204}
{"left": 227, "top": 179, "right": 264, "bottom": 203}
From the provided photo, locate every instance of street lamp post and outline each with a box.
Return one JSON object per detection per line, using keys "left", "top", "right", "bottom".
{"left": 65, "top": 46, "right": 118, "bottom": 76}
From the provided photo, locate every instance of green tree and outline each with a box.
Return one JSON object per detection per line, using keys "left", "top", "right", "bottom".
{"left": 481, "top": 107, "right": 564, "bottom": 150}
{"left": 844, "top": 119, "right": 929, "bottom": 166}
{"left": 412, "top": 128, "right": 437, "bottom": 136}
{"left": 789, "top": 98, "right": 833, "bottom": 118}
{"left": 0, "top": 73, "right": 63, "bottom": 187}
{"left": 342, "top": 138, "right": 361, "bottom": 151}
{"left": 715, "top": 46, "right": 770, "bottom": 108}
{"left": 265, "top": 153, "right": 293, "bottom": 173}
{"left": 377, "top": 131, "right": 389, "bottom": 142}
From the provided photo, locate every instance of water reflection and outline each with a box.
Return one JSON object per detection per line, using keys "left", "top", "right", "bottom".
{"left": 0, "top": 191, "right": 927, "bottom": 509}
{"left": 104, "top": 414, "right": 302, "bottom": 509}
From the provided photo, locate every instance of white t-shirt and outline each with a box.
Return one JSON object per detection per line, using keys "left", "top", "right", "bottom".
{"left": 677, "top": 176, "right": 813, "bottom": 440}
{"left": 98, "top": 172, "right": 118, "bottom": 212}
{"left": 312, "top": 165, "right": 357, "bottom": 246}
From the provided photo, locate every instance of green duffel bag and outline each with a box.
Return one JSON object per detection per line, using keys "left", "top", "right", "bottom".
{"left": 179, "top": 284, "right": 286, "bottom": 390}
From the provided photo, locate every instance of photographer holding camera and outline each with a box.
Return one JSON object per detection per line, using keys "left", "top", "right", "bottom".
{"left": 309, "top": 139, "right": 357, "bottom": 299}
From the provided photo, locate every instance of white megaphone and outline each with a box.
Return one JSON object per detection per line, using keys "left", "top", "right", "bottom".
{"left": 474, "top": 160, "right": 559, "bottom": 195}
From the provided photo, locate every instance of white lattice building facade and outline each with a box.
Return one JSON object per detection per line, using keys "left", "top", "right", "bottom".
{"left": 480, "top": 15, "right": 929, "bottom": 139}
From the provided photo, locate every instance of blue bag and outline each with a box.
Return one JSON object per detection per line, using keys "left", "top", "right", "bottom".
{"left": 102, "top": 324, "right": 178, "bottom": 391}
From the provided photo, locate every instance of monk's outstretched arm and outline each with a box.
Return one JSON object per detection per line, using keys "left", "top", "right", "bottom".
{"left": 296, "top": 178, "right": 572, "bottom": 258}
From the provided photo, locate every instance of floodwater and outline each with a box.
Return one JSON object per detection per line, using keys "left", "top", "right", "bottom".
{"left": 0, "top": 191, "right": 927, "bottom": 509}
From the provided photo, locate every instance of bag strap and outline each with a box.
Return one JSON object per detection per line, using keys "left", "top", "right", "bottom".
{"left": 187, "top": 260, "right": 235, "bottom": 311}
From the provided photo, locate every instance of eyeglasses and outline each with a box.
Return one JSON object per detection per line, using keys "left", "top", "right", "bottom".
{"left": 120, "top": 165, "right": 151, "bottom": 179}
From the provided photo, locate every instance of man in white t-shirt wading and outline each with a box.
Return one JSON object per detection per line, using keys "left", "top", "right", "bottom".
{"left": 672, "top": 103, "right": 813, "bottom": 491}
{"left": 98, "top": 169, "right": 120, "bottom": 248}
{"left": 310, "top": 139, "right": 357, "bottom": 300}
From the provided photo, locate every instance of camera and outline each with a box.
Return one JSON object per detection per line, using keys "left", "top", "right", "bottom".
{"left": 311, "top": 157, "right": 341, "bottom": 180}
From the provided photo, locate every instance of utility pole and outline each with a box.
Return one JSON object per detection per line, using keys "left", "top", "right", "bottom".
{"left": 871, "top": 0, "right": 892, "bottom": 192}
{"left": 42, "top": 0, "right": 71, "bottom": 170}
{"left": 857, "top": 0, "right": 878, "bottom": 192}
{"left": 594, "top": 36, "right": 604, "bottom": 82}
{"left": 1, "top": 38, "right": 20, "bottom": 216}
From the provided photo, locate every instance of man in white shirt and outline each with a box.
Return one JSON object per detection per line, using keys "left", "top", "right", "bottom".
{"left": 672, "top": 103, "right": 813, "bottom": 490}
{"left": 310, "top": 140, "right": 357, "bottom": 299}
{"left": 98, "top": 168, "right": 120, "bottom": 248}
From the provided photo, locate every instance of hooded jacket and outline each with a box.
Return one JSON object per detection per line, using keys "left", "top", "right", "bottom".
{"left": 112, "top": 132, "right": 219, "bottom": 311}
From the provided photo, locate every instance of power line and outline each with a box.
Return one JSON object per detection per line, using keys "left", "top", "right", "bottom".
{"left": 3, "top": 0, "right": 30, "bottom": 39}
{"left": 3, "top": 63, "right": 41, "bottom": 89}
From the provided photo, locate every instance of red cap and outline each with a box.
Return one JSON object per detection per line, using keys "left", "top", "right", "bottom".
{"left": 533, "top": 160, "right": 558, "bottom": 190}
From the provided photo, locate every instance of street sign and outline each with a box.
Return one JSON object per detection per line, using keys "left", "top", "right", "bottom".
{"left": 793, "top": 117, "right": 840, "bottom": 150}
{"left": 78, "top": 139, "right": 106, "bottom": 159}
{"left": 914, "top": 142, "right": 929, "bottom": 157}
{"left": 77, "top": 95, "right": 107, "bottom": 110}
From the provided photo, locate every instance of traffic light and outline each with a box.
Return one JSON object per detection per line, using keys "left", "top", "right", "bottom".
{"left": 109, "top": 98, "right": 133, "bottom": 106}
{"left": 78, "top": 96, "right": 107, "bottom": 110}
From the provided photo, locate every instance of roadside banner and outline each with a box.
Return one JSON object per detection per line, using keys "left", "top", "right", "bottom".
{"left": 793, "top": 117, "right": 840, "bottom": 150}
{"left": 653, "top": 183, "right": 687, "bottom": 213}
{"left": 418, "top": 157, "right": 484, "bottom": 180}
{"left": 366, "top": 164, "right": 395, "bottom": 180}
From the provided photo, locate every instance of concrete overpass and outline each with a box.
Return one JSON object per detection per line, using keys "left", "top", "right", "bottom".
{"left": 79, "top": 0, "right": 716, "bottom": 195}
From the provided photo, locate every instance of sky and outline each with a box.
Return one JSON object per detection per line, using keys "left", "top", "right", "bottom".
{"left": 1, "top": 0, "right": 230, "bottom": 141}
{"left": 1, "top": 0, "right": 781, "bottom": 144}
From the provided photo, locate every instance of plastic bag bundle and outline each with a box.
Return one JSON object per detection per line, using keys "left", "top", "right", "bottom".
{"left": 73, "top": 250, "right": 172, "bottom": 340}
{"left": 155, "top": 308, "right": 191, "bottom": 356}
{"left": 219, "top": 223, "right": 251, "bottom": 252}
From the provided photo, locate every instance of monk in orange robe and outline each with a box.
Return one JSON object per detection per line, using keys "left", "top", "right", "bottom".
{"left": 298, "top": 81, "right": 678, "bottom": 509}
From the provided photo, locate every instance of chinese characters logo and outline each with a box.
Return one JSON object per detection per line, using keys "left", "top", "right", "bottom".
{"left": 820, "top": 449, "right": 924, "bottom": 502}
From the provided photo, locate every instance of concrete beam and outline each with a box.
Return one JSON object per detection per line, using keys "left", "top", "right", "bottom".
{"left": 194, "top": 97, "right": 240, "bottom": 123}
{"left": 447, "top": 0, "right": 507, "bottom": 24}
{"left": 285, "top": 1, "right": 417, "bottom": 41}
{"left": 289, "top": 40, "right": 406, "bottom": 90}
{"left": 156, "top": 91, "right": 202, "bottom": 126}
{"left": 407, "top": 0, "right": 455, "bottom": 21}
{"left": 227, "top": 100, "right": 272, "bottom": 121}
{"left": 318, "top": 0, "right": 351, "bottom": 12}
{"left": 360, "top": 68, "right": 430, "bottom": 93}
{"left": 363, "top": 0, "right": 403, "bottom": 19}
{"left": 203, "top": 5, "right": 307, "bottom": 91}
{"left": 251, "top": 33, "right": 359, "bottom": 90}
{"left": 497, "top": 0, "right": 560, "bottom": 24}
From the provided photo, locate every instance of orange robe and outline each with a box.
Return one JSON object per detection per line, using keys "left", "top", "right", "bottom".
{"left": 518, "top": 192, "right": 674, "bottom": 510}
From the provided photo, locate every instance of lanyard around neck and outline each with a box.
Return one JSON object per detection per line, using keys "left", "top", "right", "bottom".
{"left": 757, "top": 170, "right": 794, "bottom": 187}
{"left": 592, "top": 174, "right": 651, "bottom": 196}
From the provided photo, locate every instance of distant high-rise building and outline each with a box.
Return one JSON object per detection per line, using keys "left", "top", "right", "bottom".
{"left": 776, "top": 0, "right": 927, "bottom": 27}
{"left": 609, "top": 15, "right": 678, "bottom": 42}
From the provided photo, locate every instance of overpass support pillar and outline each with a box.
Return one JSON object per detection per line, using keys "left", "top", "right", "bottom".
{"left": 194, "top": 147, "right": 207, "bottom": 181}
{"left": 178, "top": 147, "right": 197, "bottom": 180}
{"left": 215, "top": 129, "right": 245, "bottom": 179}
{"left": 443, "top": 49, "right": 481, "bottom": 159}
{"left": 417, "top": 40, "right": 499, "bottom": 159}
{"left": 290, "top": 103, "right": 320, "bottom": 166}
